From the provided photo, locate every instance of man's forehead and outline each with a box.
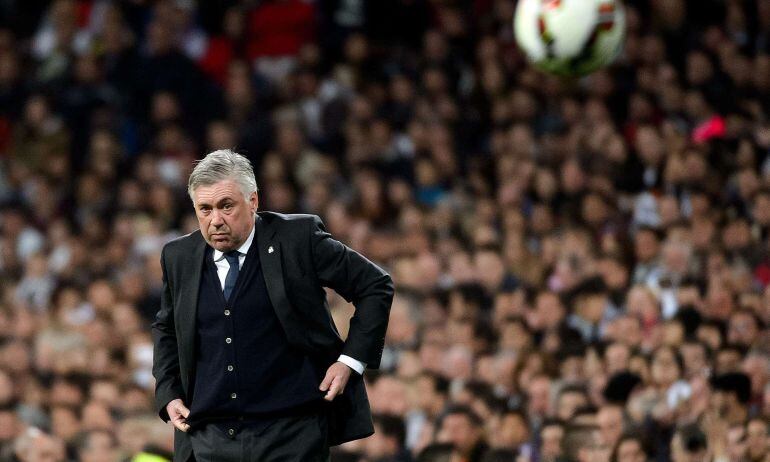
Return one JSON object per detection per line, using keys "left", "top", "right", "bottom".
{"left": 193, "top": 181, "right": 241, "bottom": 202}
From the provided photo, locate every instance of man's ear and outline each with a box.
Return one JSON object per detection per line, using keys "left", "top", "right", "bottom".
{"left": 251, "top": 191, "right": 259, "bottom": 212}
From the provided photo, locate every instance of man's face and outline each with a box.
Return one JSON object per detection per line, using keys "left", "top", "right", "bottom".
{"left": 535, "top": 292, "right": 564, "bottom": 329}
{"left": 81, "top": 432, "right": 117, "bottom": 462}
{"left": 579, "top": 294, "right": 607, "bottom": 323}
{"left": 616, "top": 439, "right": 645, "bottom": 462}
{"left": 609, "top": 316, "right": 642, "bottom": 347}
{"left": 651, "top": 347, "right": 680, "bottom": 386}
{"left": 540, "top": 425, "right": 564, "bottom": 461}
{"left": 605, "top": 343, "right": 630, "bottom": 375}
{"left": 716, "top": 350, "right": 742, "bottom": 374}
{"left": 696, "top": 325, "right": 722, "bottom": 351}
{"left": 192, "top": 179, "right": 258, "bottom": 252}
{"left": 498, "top": 413, "right": 529, "bottom": 447}
{"left": 709, "top": 390, "right": 731, "bottom": 417}
{"left": 746, "top": 420, "right": 768, "bottom": 458}
{"left": 557, "top": 391, "right": 587, "bottom": 421}
{"left": 365, "top": 423, "right": 394, "bottom": 459}
{"left": 577, "top": 430, "right": 610, "bottom": 462}
{"left": 437, "top": 414, "right": 479, "bottom": 455}
{"left": 728, "top": 312, "right": 758, "bottom": 347}
{"left": 634, "top": 231, "right": 659, "bottom": 262}
{"left": 18, "top": 434, "right": 65, "bottom": 462}
{"left": 751, "top": 194, "right": 770, "bottom": 225}
{"left": 596, "top": 406, "right": 623, "bottom": 447}
{"left": 527, "top": 376, "right": 551, "bottom": 415}
{"left": 0, "top": 411, "right": 18, "bottom": 441}
{"left": 680, "top": 343, "right": 707, "bottom": 377}
{"left": 416, "top": 376, "right": 438, "bottom": 411}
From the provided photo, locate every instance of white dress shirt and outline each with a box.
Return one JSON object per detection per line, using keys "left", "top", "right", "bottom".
{"left": 212, "top": 224, "right": 366, "bottom": 375}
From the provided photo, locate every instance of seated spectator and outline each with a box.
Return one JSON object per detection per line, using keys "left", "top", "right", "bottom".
{"left": 436, "top": 406, "right": 488, "bottom": 462}
{"left": 364, "top": 413, "right": 413, "bottom": 462}
{"left": 73, "top": 429, "right": 118, "bottom": 462}
{"left": 416, "top": 443, "right": 461, "bottom": 462}
{"left": 709, "top": 372, "right": 752, "bottom": 425}
{"left": 611, "top": 434, "right": 647, "bottom": 462}
{"left": 12, "top": 427, "right": 66, "bottom": 462}
{"left": 538, "top": 419, "right": 566, "bottom": 462}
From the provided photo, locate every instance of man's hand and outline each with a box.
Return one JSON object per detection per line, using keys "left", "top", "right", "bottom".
{"left": 319, "top": 361, "right": 352, "bottom": 401}
{"left": 166, "top": 398, "right": 191, "bottom": 432}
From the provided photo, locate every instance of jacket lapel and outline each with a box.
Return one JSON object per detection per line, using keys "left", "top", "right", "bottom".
{"left": 255, "top": 214, "right": 300, "bottom": 344}
{"left": 175, "top": 231, "right": 206, "bottom": 384}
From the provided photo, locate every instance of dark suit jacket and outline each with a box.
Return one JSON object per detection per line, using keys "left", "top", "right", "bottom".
{"left": 152, "top": 212, "right": 394, "bottom": 461}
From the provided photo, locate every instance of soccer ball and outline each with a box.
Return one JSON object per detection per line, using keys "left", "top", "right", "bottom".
{"left": 514, "top": 0, "right": 626, "bottom": 76}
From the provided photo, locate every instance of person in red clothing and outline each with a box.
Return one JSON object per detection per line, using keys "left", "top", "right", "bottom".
{"left": 247, "top": 0, "right": 315, "bottom": 82}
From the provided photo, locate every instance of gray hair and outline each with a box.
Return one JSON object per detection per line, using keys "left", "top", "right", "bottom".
{"left": 188, "top": 149, "right": 258, "bottom": 202}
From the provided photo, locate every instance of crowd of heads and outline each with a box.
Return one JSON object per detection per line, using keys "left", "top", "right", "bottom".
{"left": 0, "top": 0, "right": 769, "bottom": 461}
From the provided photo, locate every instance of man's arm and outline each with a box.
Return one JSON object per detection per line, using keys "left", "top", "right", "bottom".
{"left": 151, "top": 246, "right": 185, "bottom": 422}
{"left": 309, "top": 215, "right": 394, "bottom": 369}
{"left": 337, "top": 355, "right": 366, "bottom": 375}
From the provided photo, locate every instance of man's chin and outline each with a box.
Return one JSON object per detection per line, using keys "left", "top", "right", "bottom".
{"left": 210, "top": 237, "right": 233, "bottom": 251}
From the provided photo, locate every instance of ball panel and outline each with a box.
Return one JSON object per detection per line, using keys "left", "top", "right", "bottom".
{"left": 514, "top": 0, "right": 548, "bottom": 61}
{"left": 514, "top": 0, "right": 626, "bottom": 77}
{"left": 546, "top": 0, "right": 599, "bottom": 59}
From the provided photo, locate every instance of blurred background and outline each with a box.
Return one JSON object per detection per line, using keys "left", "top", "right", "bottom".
{"left": 0, "top": 0, "right": 768, "bottom": 461}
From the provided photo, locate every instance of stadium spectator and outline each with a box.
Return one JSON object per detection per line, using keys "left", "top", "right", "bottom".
{"left": 611, "top": 434, "right": 647, "bottom": 462}
{"left": 436, "top": 406, "right": 488, "bottom": 462}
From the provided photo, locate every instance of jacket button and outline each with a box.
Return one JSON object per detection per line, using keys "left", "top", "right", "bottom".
{"left": 231, "top": 393, "right": 237, "bottom": 399}
{"left": 227, "top": 365, "right": 234, "bottom": 372}
{"left": 224, "top": 309, "right": 231, "bottom": 316}
{"left": 228, "top": 428, "right": 234, "bottom": 436}
{"left": 225, "top": 337, "right": 232, "bottom": 344}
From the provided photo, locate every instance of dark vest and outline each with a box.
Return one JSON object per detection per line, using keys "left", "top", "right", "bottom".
{"left": 187, "top": 233, "right": 321, "bottom": 429}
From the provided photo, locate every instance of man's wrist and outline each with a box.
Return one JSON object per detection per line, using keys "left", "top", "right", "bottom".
{"left": 337, "top": 355, "right": 366, "bottom": 374}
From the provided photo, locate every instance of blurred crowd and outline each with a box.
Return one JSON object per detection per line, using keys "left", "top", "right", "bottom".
{"left": 0, "top": 0, "right": 768, "bottom": 461}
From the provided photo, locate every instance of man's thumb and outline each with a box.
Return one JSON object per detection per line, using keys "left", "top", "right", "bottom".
{"left": 177, "top": 402, "right": 190, "bottom": 418}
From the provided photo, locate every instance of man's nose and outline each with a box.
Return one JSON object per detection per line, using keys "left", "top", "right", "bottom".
{"left": 211, "top": 209, "right": 224, "bottom": 226}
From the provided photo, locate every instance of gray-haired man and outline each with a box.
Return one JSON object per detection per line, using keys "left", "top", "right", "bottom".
{"left": 152, "top": 150, "right": 394, "bottom": 461}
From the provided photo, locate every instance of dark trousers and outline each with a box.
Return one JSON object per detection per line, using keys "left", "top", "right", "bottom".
{"left": 188, "top": 413, "right": 330, "bottom": 462}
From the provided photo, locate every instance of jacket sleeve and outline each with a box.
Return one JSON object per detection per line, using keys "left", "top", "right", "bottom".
{"left": 151, "top": 245, "right": 184, "bottom": 422}
{"left": 309, "top": 215, "right": 394, "bottom": 369}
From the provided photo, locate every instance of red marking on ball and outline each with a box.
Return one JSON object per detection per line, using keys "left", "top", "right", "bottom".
{"left": 599, "top": 20, "right": 615, "bottom": 31}
{"left": 599, "top": 3, "right": 615, "bottom": 14}
{"left": 543, "top": 0, "right": 562, "bottom": 10}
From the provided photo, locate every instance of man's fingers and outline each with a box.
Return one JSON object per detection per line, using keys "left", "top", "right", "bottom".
{"left": 171, "top": 416, "right": 190, "bottom": 432}
{"left": 173, "top": 421, "right": 190, "bottom": 432}
{"left": 168, "top": 399, "right": 190, "bottom": 433}
{"left": 324, "top": 376, "right": 341, "bottom": 401}
{"left": 319, "top": 371, "right": 333, "bottom": 391}
{"left": 321, "top": 362, "right": 352, "bottom": 398}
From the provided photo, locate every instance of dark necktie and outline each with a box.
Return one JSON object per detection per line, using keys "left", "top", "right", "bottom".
{"left": 223, "top": 250, "right": 241, "bottom": 302}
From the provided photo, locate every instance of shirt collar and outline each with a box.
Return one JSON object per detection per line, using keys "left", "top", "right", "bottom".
{"left": 213, "top": 222, "right": 255, "bottom": 262}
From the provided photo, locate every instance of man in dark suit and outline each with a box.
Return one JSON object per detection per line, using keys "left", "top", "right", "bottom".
{"left": 152, "top": 149, "right": 394, "bottom": 461}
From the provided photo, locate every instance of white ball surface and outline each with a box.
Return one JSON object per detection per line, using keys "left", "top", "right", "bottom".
{"left": 514, "top": 0, "right": 626, "bottom": 76}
